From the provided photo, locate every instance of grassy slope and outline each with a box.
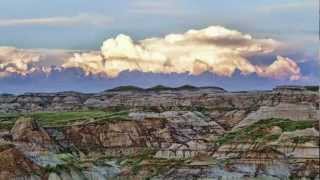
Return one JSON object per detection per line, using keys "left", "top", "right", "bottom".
{"left": 0, "top": 110, "right": 129, "bottom": 129}
{"left": 215, "top": 118, "right": 315, "bottom": 146}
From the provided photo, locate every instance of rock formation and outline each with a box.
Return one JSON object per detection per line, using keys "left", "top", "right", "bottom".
{"left": 0, "top": 85, "right": 318, "bottom": 179}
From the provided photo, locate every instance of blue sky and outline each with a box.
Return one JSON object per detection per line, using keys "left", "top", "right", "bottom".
{"left": 0, "top": 0, "right": 318, "bottom": 93}
{"left": 0, "top": 0, "right": 317, "bottom": 50}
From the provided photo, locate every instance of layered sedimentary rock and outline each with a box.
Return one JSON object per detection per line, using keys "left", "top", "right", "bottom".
{"left": 0, "top": 85, "right": 318, "bottom": 179}
{"left": 0, "top": 85, "right": 318, "bottom": 114}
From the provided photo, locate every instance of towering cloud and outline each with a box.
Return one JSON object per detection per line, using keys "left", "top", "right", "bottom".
{"left": 64, "top": 26, "right": 301, "bottom": 80}
{"left": 0, "top": 26, "right": 302, "bottom": 80}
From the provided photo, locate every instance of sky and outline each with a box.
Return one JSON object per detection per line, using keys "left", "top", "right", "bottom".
{"left": 0, "top": 0, "right": 319, "bottom": 93}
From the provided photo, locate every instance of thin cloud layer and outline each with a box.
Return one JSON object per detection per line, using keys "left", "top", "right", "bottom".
{"left": 0, "top": 14, "right": 113, "bottom": 27}
{"left": 129, "top": 0, "right": 183, "bottom": 15}
{"left": 64, "top": 26, "right": 301, "bottom": 80}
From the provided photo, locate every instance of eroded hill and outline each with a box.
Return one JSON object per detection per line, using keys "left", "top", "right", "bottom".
{"left": 0, "top": 85, "right": 319, "bottom": 179}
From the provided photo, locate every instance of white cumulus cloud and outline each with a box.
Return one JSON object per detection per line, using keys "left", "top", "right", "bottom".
{"left": 64, "top": 26, "right": 301, "bottom": 80}
{"left": 256, "top": 56, "right": 301, "bottom": 81}
{"left": 0, "top": 26, "right": 302, "bottom": 80}
{"left": 0, "top": 47, "right": 74, "bottom": 77}
{"left": 0, "top": 47, "right": 40, "bottom": 77}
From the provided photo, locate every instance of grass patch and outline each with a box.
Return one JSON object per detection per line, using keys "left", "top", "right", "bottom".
{"left": 304, "top": 86, "right": 319, "bottom": 92}
{"left": 115, "top": 149, "right": 187, "bottom": 177}
{"left": 0, "top": 113, "right": 19, "bottom": 120}
{"left": 291, "top": 136, "right": 317, "bottom": 144}
{"left": 35, "top": 111, "right": 129, "bottom": 127}
{"left": 0, "top": 113, "right": 20, "bottom": 129}
{"left": 32, "top": 111, "right": 127, "bottom": 126}
{"left": 0, "top": 143, "right": 15, "bottom": 152}
{"left": 0, "top": 110, "right": 129, "bottom": 129}
{"left": 215, "top": 118, "right": 315, "bottom": 146}
{"left": 43, "top": 153, "right": 83, "bottom": 173}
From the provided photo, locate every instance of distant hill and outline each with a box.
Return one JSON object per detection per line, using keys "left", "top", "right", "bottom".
{"left": 304, "top": 86, "right": 319, "bottom": 92}
{"left": 106, "top": 85, "right": 144, "bottom": 92}
{"left": 147, "top": 85, "right": 201, "bottom": 91}
{"left": 274, "top": 85, "right": 319, "bottom": 92}
{"left": 106, "top": 85, "right": 226, "bottom": 92}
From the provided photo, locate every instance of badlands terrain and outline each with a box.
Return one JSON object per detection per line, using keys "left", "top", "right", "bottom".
{"left": 0, "top": 85, "right": 319, "bottom": 179}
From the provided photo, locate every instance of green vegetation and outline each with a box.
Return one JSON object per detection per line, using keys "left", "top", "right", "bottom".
{"left": 44, "top": 164, "right": 68, "bottom": 173}
{"left": 147, "top": 85, "right": 200, "bottom": 91}
{"left": 291, "top": 136, "right": 317, "bottom": 144}
{"left": 0, "top": 113, "right": 19, "bottom": 129}
{"left": 119, "top": 150, "right": 186, "bottom": 177}
{"left": 0, "top": 143, "right": 15, "bottom": 152}
{"left": 107, "top": 85, "right": 144, "bottom": 92}
{"left": 147, "top": 85, "right": 174, "bottom": 91}
{"left": 0, "top": 113, "right": 16, "bottom": 120}
{"left": 215, "top": 118, "right": 315, "bottom": 146}
{"left": 42, "top": 149, "right": 187, "bottom": 178}
{"left": 0, "top": 110, "right": 129, "bottom": 129}
{"left": 193, "top": 106, "right": 210, "bottom": 115}
{"left": 304, "top": 86, "right": 319, "bottom": 92}
{"left": 33, "top": 111, "right": 110, "bottom": 122}
{"left": 0, "top": 120, "right": 15, "bottom": 130}
{"left": 142, "top": 158, "right": 186, "bottom": 179}
{"left": 44, "top": 153, "right": 83, "bottom": 173}
{"left": 32, "top": 110, "right": 128, "bottom": 126}
{"left": 105, "top": 84, "right": 225, "bottom": 92}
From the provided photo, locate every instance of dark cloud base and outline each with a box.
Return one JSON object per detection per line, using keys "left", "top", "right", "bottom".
{"left": 1, "top": 68, "right": 318, "bottom": 94}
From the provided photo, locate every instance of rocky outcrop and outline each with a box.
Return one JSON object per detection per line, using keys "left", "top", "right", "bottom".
{"left": 10, "top": 117, "right": 59, "bottom": 153}
{"left": 234, "top": 103, "right": 318, "bottom": 130}
{"left": 48, "top": 111, "right": 224, "bottom": 159}
{"left": 62, "top": 118, "right": 172, "bottom": 153}
{"left": 11, "top": 117, "right": 52, "bottom": 143}
{"left": 0, "top": 144, "right": 43, "bottom": 180}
